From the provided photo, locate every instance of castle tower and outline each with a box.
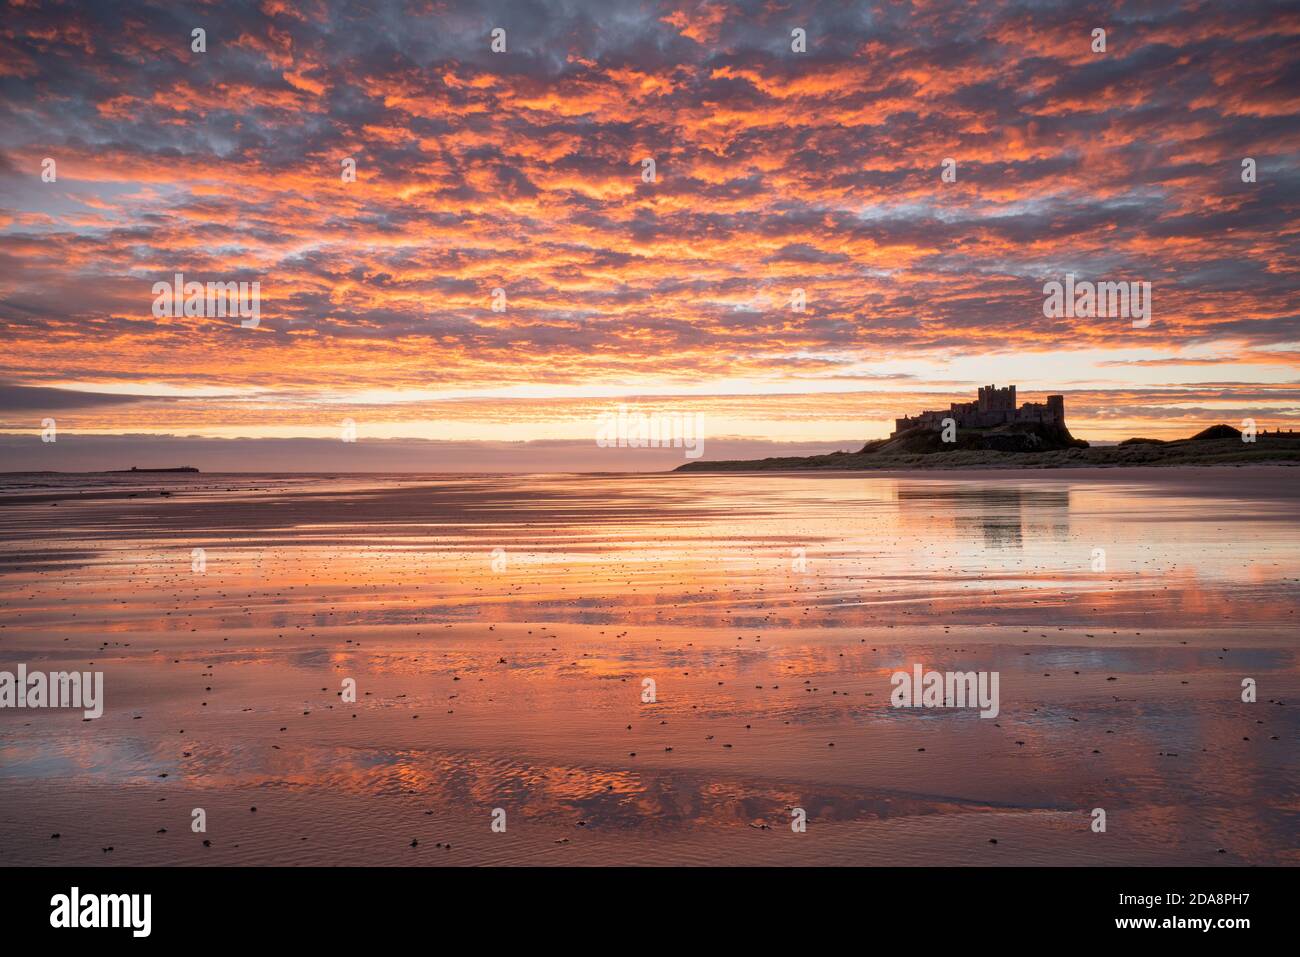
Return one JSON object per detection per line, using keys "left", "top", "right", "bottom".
{"left": 1046, "top": 394, "right": 1064, "bottom": 422}
{"left": 977, "top": 384, "right": 1015, "bottom": 413}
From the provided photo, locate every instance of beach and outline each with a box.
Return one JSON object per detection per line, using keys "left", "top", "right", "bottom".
{"left": 0, "top": 468, "right": 1296, "bottom": 866}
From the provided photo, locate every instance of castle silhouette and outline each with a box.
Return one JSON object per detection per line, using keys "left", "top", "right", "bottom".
{"left": 892, "top": 385, "right": 1065, "bottom": 437}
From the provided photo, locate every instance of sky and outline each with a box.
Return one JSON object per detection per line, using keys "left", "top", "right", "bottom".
{"left": 1, "top": 0, "right": 1298, "bottom": 471}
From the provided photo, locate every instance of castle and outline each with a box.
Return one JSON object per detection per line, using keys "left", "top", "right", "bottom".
{"left": 892, "top": 385, "right": 1065, "bottom": 437}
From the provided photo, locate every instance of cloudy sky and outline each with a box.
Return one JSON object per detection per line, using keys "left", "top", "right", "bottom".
{"left": 1, "top": 0, "right": 1297, "bottom": 470}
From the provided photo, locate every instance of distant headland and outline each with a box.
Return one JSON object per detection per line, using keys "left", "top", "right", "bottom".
{"left": 677, "top": 385, "right": 1300, "bottom": 472}
{"left": 107, "top": 466, "right": 200, "bottom": 473}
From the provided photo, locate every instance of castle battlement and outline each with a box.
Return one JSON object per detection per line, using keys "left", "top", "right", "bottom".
{"left": 892, "top": 385, "right": 1064, "bottom": 437}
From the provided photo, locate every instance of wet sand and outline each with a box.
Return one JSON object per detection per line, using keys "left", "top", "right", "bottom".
{"left": 0, "top": 468, "right": 1296, "bottom": 865}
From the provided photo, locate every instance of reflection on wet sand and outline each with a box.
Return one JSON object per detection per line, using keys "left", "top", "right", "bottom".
{"left": 0, "top": 469, "right": 1296, "bottom": 865}
{"left": 898, "top": 482, "right": 1073, "bottom": 549}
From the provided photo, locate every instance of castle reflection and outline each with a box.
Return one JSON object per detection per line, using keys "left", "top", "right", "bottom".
{"left": 896, "top": 482, "right": 1071, "bottom": 549}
